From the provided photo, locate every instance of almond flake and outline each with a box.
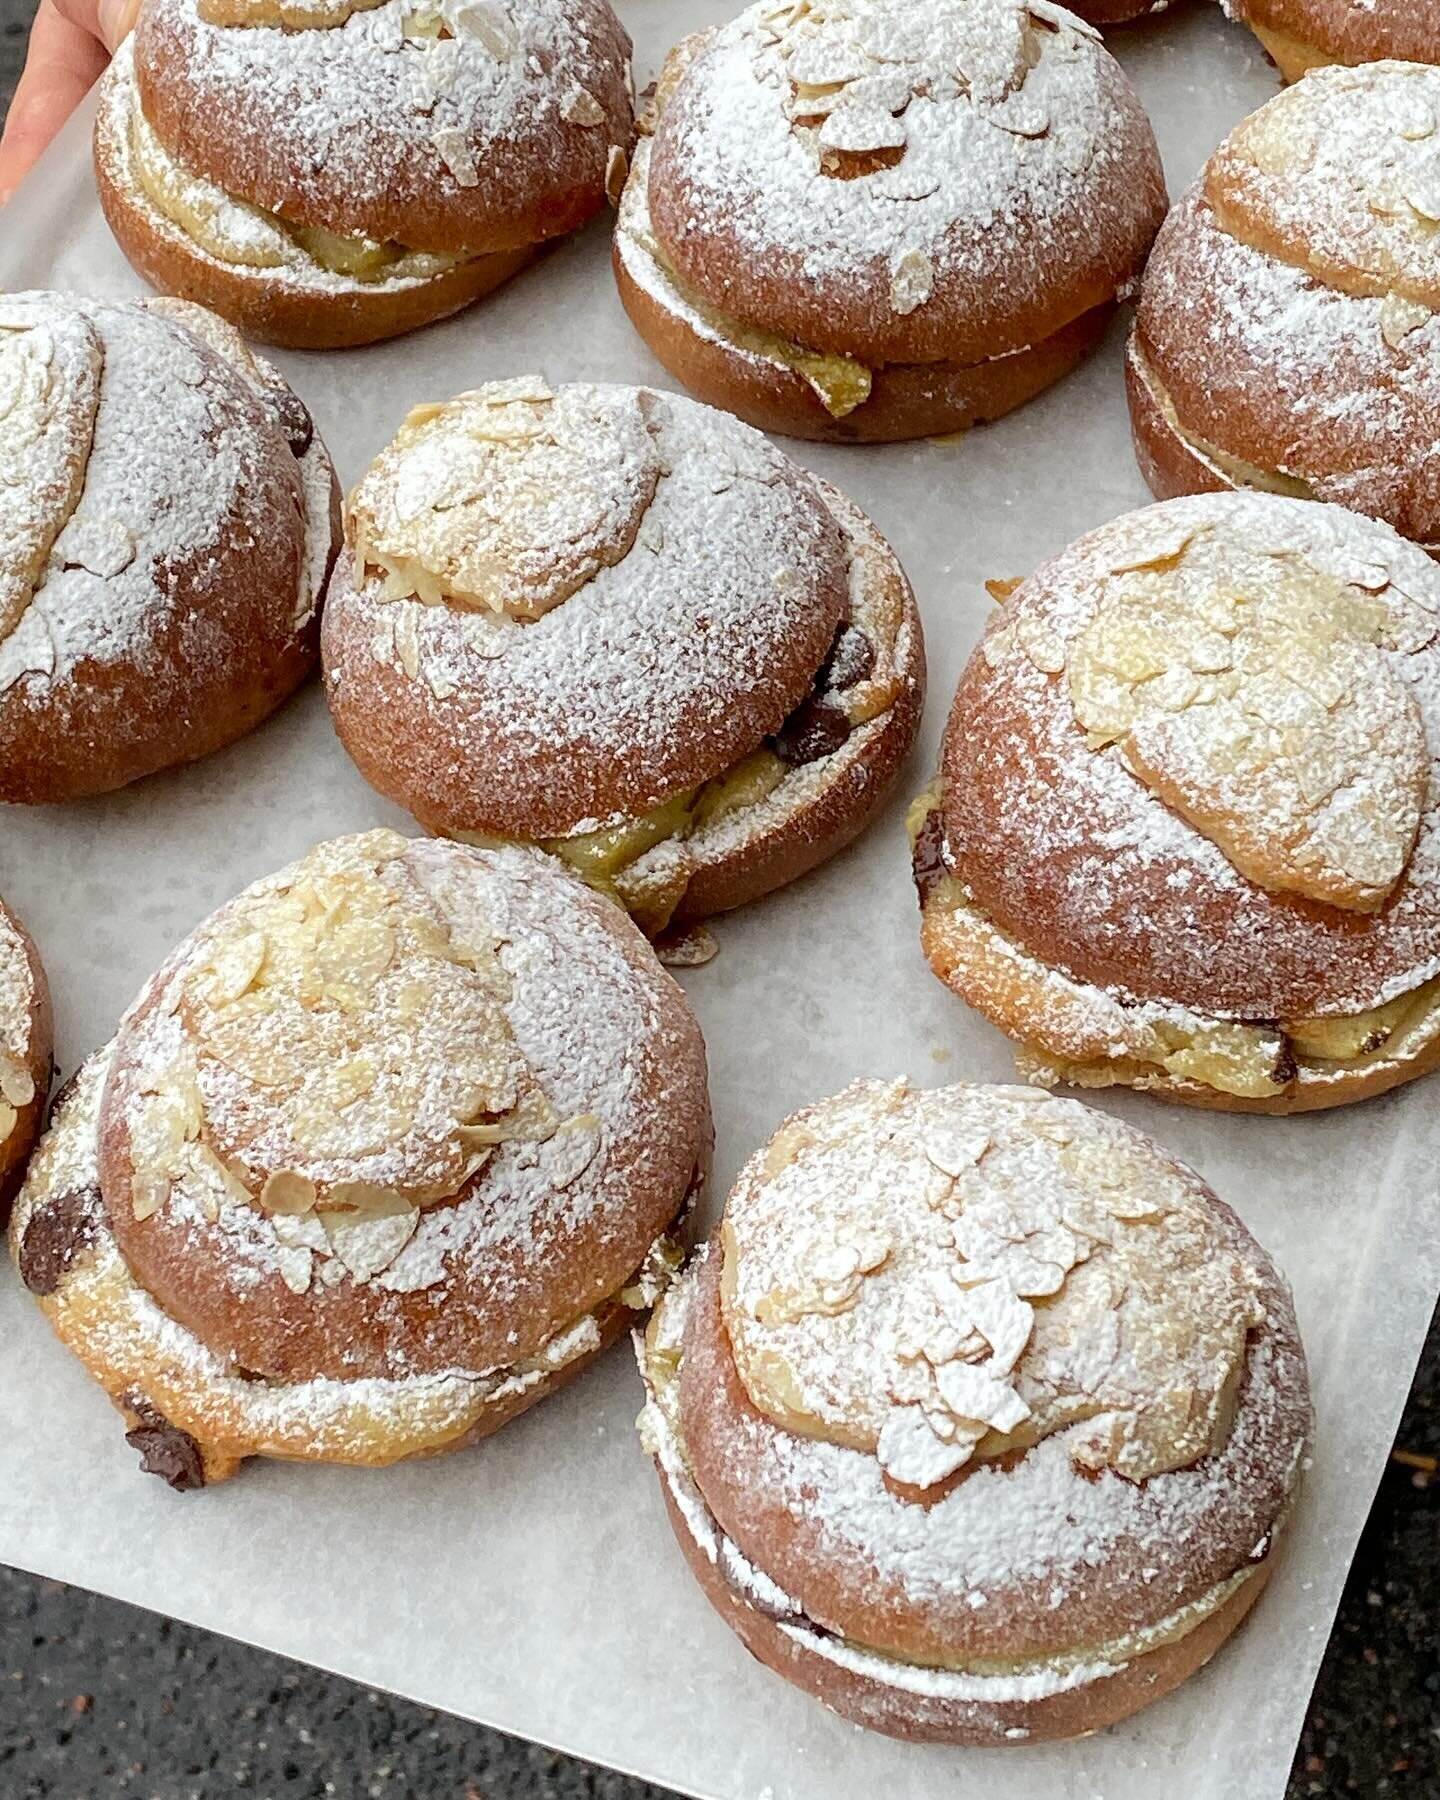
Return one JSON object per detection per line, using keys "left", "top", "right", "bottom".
{"left": 431, "top": 127, "right": 480, "bottom": 188}
{"left": 0, "top": 1062, "right": 34, "bottom": 1107}
{"left": 818, "top": 103, "right": 907, "bottom": 155}
{"left": 321, "top": 1208, "right": 419, "bottom": 1281}
{"left": 450, "top": 0, "right": 515, "bottom": 57}
{"left": 260, "top": 1170, "right": 319, "bottom": 1215}
{"left": 1380, "top": 291, "right": 1431, "bottom": 349}
{"left": 52, "top": 514, "right": 135, "bottom": 578}
{"left": 888, "top": 248, "right": 933, "bottom": 317}
{"left": 1402, "top": 160, "right": 1440, "bottom": 223}
{"left": 275, "top": 1246, "right": 314, "bottom": 1295}
{"left": 605, "top": 145, "right": 629, "bottom": 207}
{"left": 560, "top": 86, "right": 605, "bottom": 126}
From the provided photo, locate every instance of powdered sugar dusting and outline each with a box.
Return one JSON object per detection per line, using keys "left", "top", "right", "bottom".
{"left": 649, "top": 0, "right": 1155, "bottom": 350}
{"left": 720, "top": 1079, "right": 1267, "bottom": 1491}
{"left": 327, "top": 384, "right": 846, "bottom": 832}
{"left": 1136, "top": 183, "right": 1440, "bottom": 542}
{"left": 103, "top": 834, "right": 695, "bottom": 1317}
{"left": 0, "top": 291, "right": 318, "bottom": 697}
{"left": 944, "top": 491, "right": 1440, "bottom": 1016}
{"left": 0, "top": 907, "right": 35, "bottom": 1060}
{"left": 98, "top": 47, "right": 472, "bottom": 298}
{"left": 1210, "top": 60, "right": 1440, "bottom": 311}
{"left": 135, "top": 0, "right": 630, "bottom": 247}
{"left": 9, "top": 1053, "right": 646, "bottom": 1460}
{"left": 613, "top": 474, "right": 921, "bottom": 917}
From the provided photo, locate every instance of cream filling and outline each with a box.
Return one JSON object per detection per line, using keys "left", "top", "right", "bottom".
{"left": 636, "top": 1300, "right": 1265, "bottom": 1703}
{"left": 913, "top": 792, "right": 1440, "bottom": 1098}
{"left": 617, "top": 202, "right": 873, "bottom": 419}
{"left": 445, "top": 620, "right": 900, "bottom": 937}
{"left": 450, "top": 746, "right": 791, "bottom": 932}
{"left": 1134, "top": 339, "right": 1440, "bottom": 557}
{"left": 618, "top": 139, "right": 1088, "bottom": 424}
{"left": 115, "top": 51, "right": 465, "bottom": 289}
{"left": 1132, "top": 340, "right": 1316, "bottom": 501}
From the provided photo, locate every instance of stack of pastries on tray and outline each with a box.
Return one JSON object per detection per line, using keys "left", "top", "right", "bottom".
{"left": 20, "top": 0, "right": 1440, "bottom": 1755}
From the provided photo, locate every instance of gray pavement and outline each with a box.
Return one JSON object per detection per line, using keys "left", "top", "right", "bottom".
{"left": 1, "top": 13, "right": 1437, "bottom": 1794}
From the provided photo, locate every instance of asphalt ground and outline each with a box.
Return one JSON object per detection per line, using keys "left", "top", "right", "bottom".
{"left": 0, "top": 15, "right": 1436, "bottom": 1794}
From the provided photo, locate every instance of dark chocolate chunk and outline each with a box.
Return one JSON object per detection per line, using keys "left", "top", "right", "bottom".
{"left": 817, "top": 622, "right": 875, "bottom": 694}
{"left": 17, "top": 1185, "right": 101, "bottom": 1295}
{"left": 911, "top": 807, "right": 950, "bottom": 907}
{"left": 124, "top": 1421, "right": 207, "bottom": 1493}
{"left": 119, "top": 1390, "right": 166, "bottom": 1430}
{"left": 270, "top": 388, "right": 314, "bottom": 458}
{"left": 772, "top": 698, "right": 851, "bottom": 767}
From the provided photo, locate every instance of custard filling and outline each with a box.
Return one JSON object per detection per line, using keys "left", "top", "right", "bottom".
{"left": 911, "top": 791, "right": 1440, "bottom": 1097}
{"left": 125, "top": 83, "right": 465, "bottom": 285}
{"left": 1132, "top": 340, "right": 1315, "bottom": 501}
{"left": 622, "top": 207, "right": 874, "bottom": 420}
{"left": 451, "top": 621, "right": 887, "bottom": 935}
{"left": 639, "top": 1284, "right": 1266, "bottom": 1691}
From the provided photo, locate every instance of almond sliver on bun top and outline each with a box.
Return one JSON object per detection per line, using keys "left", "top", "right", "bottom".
{"left": 612, "top": 0, "right": 1165, "bottom": 442}
{"left": 1129, "top": 62, "right": 1440, "bottom": 550}
{"left": 915, "top": 491, "right": 1440, "bottom": 1112}
{"left": 323, "top": 378, "right": 924, "bottom": 937}
{"left": 639, "top": 1080, "right": 1309, "bottom": 1743}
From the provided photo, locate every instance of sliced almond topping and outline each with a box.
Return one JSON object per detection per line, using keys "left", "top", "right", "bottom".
{"left": 451, "top": 0, "right": 516, "bottom": 56}
{"left": 1380, "top": 291, "right": 1432, "bottom": 349}
{"left": 260, "top": 1170, "right": 320, "bottom": 1215}
{"left": 560, "top": 86, "right": 606, "bottom": 127}
{"left": 606, "top": 145, "right": 629, "bottom": 208}
{"left": 431, "top": 127, "right": 481, "bottom": 188}
{"left": 0, "top": 1061, "right": 35, "bottom": 1108}
{"left": 888, "top": 247, "right": 934, "bottom": 317}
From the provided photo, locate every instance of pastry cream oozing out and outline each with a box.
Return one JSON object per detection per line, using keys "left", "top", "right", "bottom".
{"left": 626, "top": 218, "right": 875, "bottom": 420}
{"left": 910, "top": 790, "right": 1440, "bottom": 1096}
{"left": 639, "top": 1290, "right": 1268, "bottom": 1689}
{"left": 452, "top": 747, "right": 790, "bottom": 920}
{"left": 1132, "top": 342, "right": 1315, "bottom": 502}
{"left": 128, "top": 95, "right": 461, "bottom": 283}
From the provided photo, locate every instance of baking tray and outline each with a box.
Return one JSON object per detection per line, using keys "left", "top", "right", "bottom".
{"left": 2, "top": 8, "right": 1437, "bottom": 1797}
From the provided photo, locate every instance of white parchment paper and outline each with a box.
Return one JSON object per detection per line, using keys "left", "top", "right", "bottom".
{"left": 1, "top": 8, "right": 1437, "bottom": 1797}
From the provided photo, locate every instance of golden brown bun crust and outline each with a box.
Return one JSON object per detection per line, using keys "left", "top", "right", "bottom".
{"left": 0, "top": 294, "right": 338, "bottom": 804}
{"left": 131, "top": 0, "right": 635, "bottom": 255}
{"left": 322, "top": 385, "right": 852, "bottom": 838}
{"left": 645, "top": 2, "right": 1165, "bottom": 368}
{"left": 10, "top": 1045, "right": 697, "bottom": 1481}
{"left": 0, "top": 903, "right": 53, "bottom": 1219}
{"left": 916, "top": 868, "right": 1440, "bottom": 1113}
{"left": 939, "top": 494, "right": 1440, "bottom": 1019}
{"left": 96, "top": 838, "right": 710, "bottom": 1386}
{"left": 94, "top": 125, "right": 536, "bottom": 349}
{"left": 678, "top": 1239, "right": 1302, "bottom": 1670}
{"left": 1128, "top": 174, "right": 1440, "bottom": 548}
{"left": 614, "top": 233, "right": 1114, "bottom": 443}
{"left": 1124, "top": 328, "right": 1233, "bottom": 505}
{"left": 673, "top": 546, "right": 926, "bottom": 922}
{"left": 659, "top": 1470, "right": 1273, "bottom": 1745}
{"left": 1231, "top": 0, "right": 1439, "bottom": 65}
